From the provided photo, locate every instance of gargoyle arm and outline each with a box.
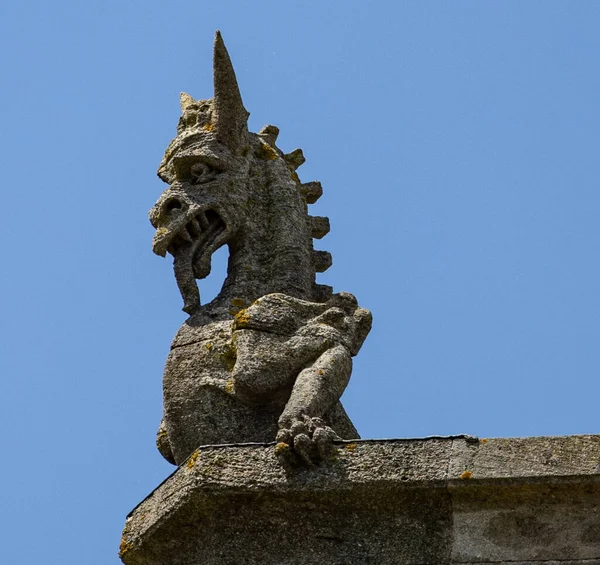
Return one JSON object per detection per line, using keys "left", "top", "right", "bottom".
{"left": 278, "top": 343, "right": 352, "bottom": 429}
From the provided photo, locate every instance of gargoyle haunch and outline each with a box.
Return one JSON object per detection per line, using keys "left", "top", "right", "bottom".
{"left": 150, "top": 32, "right": 372, "bottom": 465}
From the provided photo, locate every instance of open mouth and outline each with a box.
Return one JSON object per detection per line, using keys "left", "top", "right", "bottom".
{"left": 153, "top": 209, "right": 226, "bottom": 260}
{"left": 167, "top": 210, "right": 226, "bottom": 276}
{"left": 153, "top": 209, "right": 227, "bottom": 314}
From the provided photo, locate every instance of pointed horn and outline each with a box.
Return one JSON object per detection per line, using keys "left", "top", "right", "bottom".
{"left": 180, "top": 92, "right": 195, "bottom": 112}
{"left": 213, "top": 31, "right": 248, "bottom": 151}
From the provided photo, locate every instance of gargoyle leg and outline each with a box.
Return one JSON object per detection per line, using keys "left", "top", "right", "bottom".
{"left": 279, "top": 344, "right": 352, "bottom": 429}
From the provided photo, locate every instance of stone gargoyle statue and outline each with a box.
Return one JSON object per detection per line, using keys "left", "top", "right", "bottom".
{"left": 150, "top": 32, "right": 372, "bottom": 466}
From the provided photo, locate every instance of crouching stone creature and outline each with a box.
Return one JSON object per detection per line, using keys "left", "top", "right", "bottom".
{"left": 150, "top": 32, "right": 372, "bottom": 466}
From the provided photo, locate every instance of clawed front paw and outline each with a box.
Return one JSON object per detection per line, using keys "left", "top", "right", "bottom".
{"left": 275, "top": 415, "right": 340, "bottom": 465}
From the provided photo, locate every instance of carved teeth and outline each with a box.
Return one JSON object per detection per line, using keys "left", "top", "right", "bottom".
{"left": 310, "top": 216, "right": 330, "bottom": 239}
{"left": 313, "top": 250, "right": 332, "bottom": 273}
{"left": 187, "top": 217, "right": 202, "bottom": 237}
{"left": 299, "top": 181, "right": 323, "bottom": 204}
{"left": 179, "top": 228, "right": 193, "bottom": 243}
{"left": 197, "top": 212, "right": 209, "bottom": 230}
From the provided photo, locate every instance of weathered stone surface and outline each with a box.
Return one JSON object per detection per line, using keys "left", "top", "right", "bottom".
{"left": 449, "top": 435, "right": 600, "bottom": 563}
{"left": 451, "top": 483, "right": 600, "bottom": 563}
{"left": 120, "top": 435, "right": 600, "bottom": 565}
{"left": 149, "top": 31, "right": 371, "bottom": 466}
{"left": 448, "top": 434, "right": 600, "bottom": 483}
{"left": 120, "top": 438, "right": 454, "bottom": 565}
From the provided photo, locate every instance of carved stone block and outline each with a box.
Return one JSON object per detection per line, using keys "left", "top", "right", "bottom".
{"left": 120, "top": 435, "right": 600, "bottom": 565}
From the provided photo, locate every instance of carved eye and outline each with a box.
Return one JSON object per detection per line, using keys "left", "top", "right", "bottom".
{"left": 190, "top": 162, "right": 217, "bottom": 184}
{"left": 164, "top": 198, "right": 183, "bottom": 214}
{"left": 183, "top": 111, "right": 197, "bottom": 127}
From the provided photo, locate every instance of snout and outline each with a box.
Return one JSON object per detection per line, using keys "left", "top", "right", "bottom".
{"left": 150, "top": 191, "right": 189, "bottom": 227}
{"left": 150, "top": 192, "right": 195, "bottom": 257}
{"left": 150, "top": 189, "right": 226, "bottom": 259}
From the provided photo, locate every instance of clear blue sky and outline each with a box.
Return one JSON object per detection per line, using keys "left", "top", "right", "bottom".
{"left": 1, "top": 2, "right": 599, "bottom": 563}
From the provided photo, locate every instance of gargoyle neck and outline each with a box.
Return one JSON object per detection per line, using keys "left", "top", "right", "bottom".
{"left": 218, "top": 216, "right": 314, "bottom": 306}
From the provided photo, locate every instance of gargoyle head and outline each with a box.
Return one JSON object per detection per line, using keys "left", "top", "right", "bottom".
{"left": 149, "top": 32, "right": 251, "bottom": 314}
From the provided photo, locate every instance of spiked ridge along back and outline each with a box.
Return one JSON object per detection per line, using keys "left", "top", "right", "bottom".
{"left": 256, "top": 125, "right": 333, "bottom": 302}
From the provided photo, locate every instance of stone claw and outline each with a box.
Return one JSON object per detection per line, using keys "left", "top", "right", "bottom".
{"left": 293, "top": 433, "right": 314, "bottom": 465}
{"left": 290, "top": 420, "right": 309, "bottom": 438}
{"left": 313, "top": 426, "right": 338, "bottom": 460}
{"left": 275, "top": 415, "right": 340, "bottom": 465}
{"left": 273, "top": 441, "right": 296, "bottom": 468}
{"left": 275, "top": 428, "right": 293, "bottom": 445}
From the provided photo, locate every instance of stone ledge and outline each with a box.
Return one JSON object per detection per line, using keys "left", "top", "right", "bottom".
{"left": 121, "top": 434, "right": 600, "bottom": 565}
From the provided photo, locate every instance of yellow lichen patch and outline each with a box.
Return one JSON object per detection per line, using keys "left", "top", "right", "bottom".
{"left": 345, "top": 443, "right": 357, "bottom": 452}
{"left": 233, "top": 308, "right": 250, "bottom": 328}
{"left": 317, "top": 369, "right": 324, "bottom": 376}
{"left": 219, "top": 343, "right": 237, "bottom": 372}
{"left": 459, "top": 470, "right": 473, "bottom": 480}
{"left": 156, "top": 226, "right": 169, "bottom": 236}
{"left": 186, "top": 450, "right": 200, "bottom": 470}
{"left": 157, "top": 428, "right": 168, "bottom": 439}
{"left": 480, "top": 438, "right": 488, "bottom": 444}
{"left": 229, "top": 297, "right": 247, "bottom": 316}
{"left": 274, "top": 442, "right": 290, "bottom": 456}
{"left": 256, "top": 141, "right": 279, "bottom": 161}
{"left": 202, "top": 122, "right": 214, "bottom": 132}
{"left": 205, "top": 342, "right": 213, "bottom": 351}
{"left": 225, "top": 378, "right": 234, "bottom": 394}
{"left": 119, "top": 537, "right": 134, "bottom": 558}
